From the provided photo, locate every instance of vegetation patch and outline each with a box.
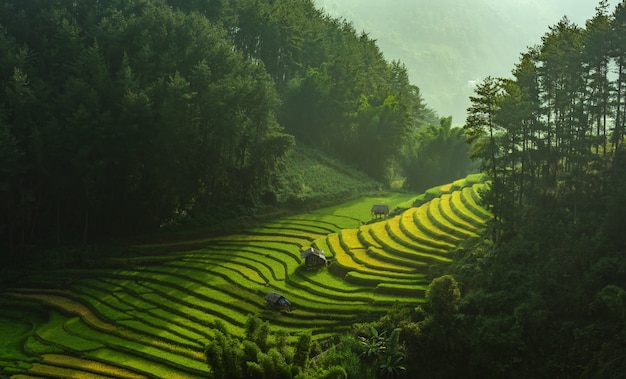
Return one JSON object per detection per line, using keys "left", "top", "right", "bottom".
{"left": 41, "top": 354, "right": 149, "bottom": 379}
{"left": 0, "top": 174, "right": 490, "bottom": 377}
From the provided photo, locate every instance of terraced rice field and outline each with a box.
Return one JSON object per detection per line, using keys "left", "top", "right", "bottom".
{"left": 0, "top": 175, "right": 491, "bottom": 378}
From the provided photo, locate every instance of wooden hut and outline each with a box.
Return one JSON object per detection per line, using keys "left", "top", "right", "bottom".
{"left": 265, "top": 292, "right": 291, "bottom": 310}
{"left": 300, "top": 247, "right": 328, "bottom": 268}
{"left": 371, "top": 204, "right": 389, "bottom": 218}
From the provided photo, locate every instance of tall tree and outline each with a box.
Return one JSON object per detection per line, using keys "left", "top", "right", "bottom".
{"left": 465, "top": 76, "right": 502, "bottom": 240}
{"left": 611, "top": 1, "right": 626, "bottom": 153}
{"left": 584, "top": 0, "right": 613, "bottom": 155}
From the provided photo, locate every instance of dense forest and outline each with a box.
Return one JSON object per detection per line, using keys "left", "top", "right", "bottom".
{"left": 418, "top": 1, "right": 626, "bottom": 376}
{"left": 0, "top": 0, "right": 476, "bottom": 256}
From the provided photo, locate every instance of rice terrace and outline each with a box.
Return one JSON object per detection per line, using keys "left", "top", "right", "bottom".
{"left": 0, "top": 174, "right": 491, "bottom": 378}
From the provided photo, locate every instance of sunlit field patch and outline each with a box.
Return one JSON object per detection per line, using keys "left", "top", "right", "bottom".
{"left": 438, "top": 193, "right": 479, "bottom": 229}
{"left": 400, "top": 207, "right": 455, "bottom": 250}
{"left": 365, "top": 246, "right": 433, "bottom": 268}
{"left": 449, "top": 190, "right": 488, "bottom": 225}
{"left": 427, "top": 198, "right": 478, "bottom": 239}
{"left": 339, "top": 228, "right": 365, "bottom": 250}
{"left": 356, "top": 247, "right": 418, "bottom": 272}
{"left": 65, "top": 317, "right": 208, "bottom": 374}
{"left": 41, "top": 354, "right": 148, "bottom": 379}
{"left": 367, "top": 221, "right": 452, "bottom": 264}
{"left": 439, "top": 183, "right": 453, "bottom": 192}
{"left": 411, "top": 205, "right": 460, "bottom": 245}
{"left": 461, "top": 185, "right": 493, "bottom": 219}
{"left": 383, "top": 217, "right": 451, "bottom": 259}
{"left": 87, "top": 347, "right": 198, "bottom": 379}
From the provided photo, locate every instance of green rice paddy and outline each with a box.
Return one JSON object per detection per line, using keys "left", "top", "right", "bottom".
{"left": 0, "top": 174, "right": 491, "bottom": 378}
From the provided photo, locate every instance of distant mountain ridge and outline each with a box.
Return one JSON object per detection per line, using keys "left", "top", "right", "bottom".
{"left": 315, "top": 0, "right": 617, "bottom": 123}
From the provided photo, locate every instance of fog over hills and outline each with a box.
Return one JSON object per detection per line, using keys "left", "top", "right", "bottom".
{"left": 315, "top": 0, "right": 618, "bottom": 124}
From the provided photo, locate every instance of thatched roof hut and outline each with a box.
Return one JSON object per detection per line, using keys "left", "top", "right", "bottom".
{"left": 265, "top": 292, "right": 291, "bottom": 308}
{"left": 371, "top": 204, "right": 389, "bottom": 218}
{"left": 300, "top": 247, "right": 328, "bottom": 268}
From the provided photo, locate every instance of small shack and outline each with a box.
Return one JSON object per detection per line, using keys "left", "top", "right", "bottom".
{"left": 300, "top": 247, "right": 328, "bottom": 268}
{"left": 265, "top": 292, "right": 291, "bottom": 310}
{"left": 371, "top": 204, "right": 390, "bottom": 218}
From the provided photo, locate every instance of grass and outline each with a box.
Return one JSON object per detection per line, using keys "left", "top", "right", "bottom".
{"left": 35, "top": 312, "right": 104, "bottom": 353}
{"left": 0, "top": 173, "right": 491, "bottom": 378}
{"left": 0, "top": 317, "right": 36, "bottom": 364}
{"left": 41, "top": 354, "right": 148, "bottom": 379}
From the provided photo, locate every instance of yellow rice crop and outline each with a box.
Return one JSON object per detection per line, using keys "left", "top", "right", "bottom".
{"left": 5, "top": 292, "right": 115, "bottom": 332}
{"left": 41, "top": 354, "right": 148, "bottom": 379}
{"left": 28, "top": 363, "right": 115, "bottom": 379}
{"left": 328, "top": 233, "right": 405, "bottom": 274}
{"left": 327, "top": 233, "right": 364, "bottom": 271}
{"left": 353, "top": 247, "right": 414, "bottom": 272}
{"left": 439, "top": 193, "right": 477, "bottom": 230}
{"left": 464, "top": 185, "right": 493, "bottom": 218}
{"left": 356, "top": 226, "right": 382, "bottom": 248}
{"left": 398, "top": 206, "right": 454, "bottom": 250}
{"left": 367, "top": 221, "right": 451, "bottom": 264}
{"left": 340, "top": 228, "right": 365, "bottom": 250}
{"left": 384, "top": 216, "right": 446, "bottom": 255}
{"left": 439, "top": 183, "right": 453, "bottom": 193}
{"left": 427, "top": 198, "right": 470, "bottom": 239}
{"left": 384, "top": 215, "right": 420, "bottom": 247}
{"left": 450, "top": 190, "right": 486, "bottom": 224}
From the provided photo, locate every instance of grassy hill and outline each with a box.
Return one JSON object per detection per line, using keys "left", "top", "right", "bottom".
{"left": 0, "top": 173, "right": 491, "bottom": 378}
{"left": 276, "top": 146, "right": 384, "bottom": 208}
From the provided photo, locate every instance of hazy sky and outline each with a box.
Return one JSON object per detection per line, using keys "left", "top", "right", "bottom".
{"left": 315, "top": 0, "right": 621, "bottom": 123}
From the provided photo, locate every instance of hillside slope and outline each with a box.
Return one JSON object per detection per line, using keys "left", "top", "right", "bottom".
{"left": 276, "top": 146, "right": 383, "bottom": 208}
{"left": 0, "top": 174, "right": 490, "bottom": 377}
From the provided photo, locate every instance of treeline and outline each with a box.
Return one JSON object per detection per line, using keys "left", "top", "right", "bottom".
{"left": 0, "top": 0, "right": 471, "bottom": 254}
{"left": 465, "top": 0, "right": 626, "bottom": 240}
{"left": 394, "top": 1, "right": 626, "bottom": 376}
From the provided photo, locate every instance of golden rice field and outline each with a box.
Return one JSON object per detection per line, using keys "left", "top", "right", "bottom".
{"left": 0, "top": 175, "right": 491, "bottom": 378}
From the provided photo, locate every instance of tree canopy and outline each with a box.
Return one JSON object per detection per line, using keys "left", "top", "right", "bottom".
{"left": 433, "top": 1, "right": 626, "bottom": 376}
{"left": 0, "top": 0, "right": 442, "bottom": 254}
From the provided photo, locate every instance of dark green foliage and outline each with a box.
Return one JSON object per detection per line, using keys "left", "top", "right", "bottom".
{"left": 401, "top": 3, "right": 626, "bottom": 377}
{"left": 358, "top": 327, "right": 387, "bottom": 360}
{"left": 378, "top": 355, "right": 406, "bottom": 379}
{"left": 424, "top": 275, "right": 461, "bottom": 324}
{"left": 317, "top": 335, "right": 376, "bottom": 379}
{"left": 0, "top": 0, "right": 298, "bottom": 253}
{"left": 0, "top": 0, "right": 451, "bottom": 260}
{"left": 205, "top": 315, "right": 322, "bottom": 379}
{"left": 245, "top": 315, "right": 270, "bottom": 352}
{"left": 275, "top": 146, "right": 380, "bottom": 210}
{"left": 322, "top": 366, "right": 348, "bottom": 379}
{"left": 402, "top": 117, "right": 476, "bottom": 192}
{"left": 293, "top": 333, "right": 312, "bottom": 369}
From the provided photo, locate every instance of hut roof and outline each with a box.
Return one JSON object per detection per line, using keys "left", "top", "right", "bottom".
{"left": 300, "top": 247, "right": 326, "bottom": 260}
{"left": 265, "top": 292, "right": 290, "bottom": 306}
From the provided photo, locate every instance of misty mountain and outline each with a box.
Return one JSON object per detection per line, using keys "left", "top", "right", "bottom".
{"left": 315, "top": 0, "right": 616, "bottom": 124}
